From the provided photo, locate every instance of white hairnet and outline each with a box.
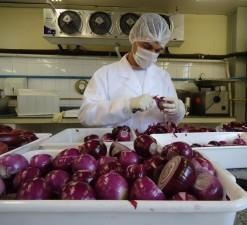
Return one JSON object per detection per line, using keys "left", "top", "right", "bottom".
{"left": 129, "top": 13, "right": 171, "bottom": 48}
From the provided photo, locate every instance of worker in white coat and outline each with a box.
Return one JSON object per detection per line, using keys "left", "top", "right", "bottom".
{"left": 78, "top": 13, "right": 185, "bottom": 132}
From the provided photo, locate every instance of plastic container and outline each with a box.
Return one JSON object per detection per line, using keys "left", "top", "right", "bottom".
{"left": 40, "top": 128, "right": 136, "bottom": 149}
{"left": 0, "top": 149, "right": 246, "bottom": 225}
{"left": 151, "top": 132, "right": 247, "bottom": 169}
{"left": 0, "top": 133, "right": 52, "bottom": 157}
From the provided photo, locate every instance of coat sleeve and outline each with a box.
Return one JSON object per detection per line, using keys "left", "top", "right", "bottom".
{"left": 78, "top": 66, "right": 132, "bottom": 127}
{"left": 163, "top": 72, "right": 186, "bottom": 125}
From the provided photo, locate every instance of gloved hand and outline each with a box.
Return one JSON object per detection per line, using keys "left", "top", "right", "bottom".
{"left": 130, "top": 94, "right": 156, "bottom": 112}
{"left": 52, "top": 111, "right": 64, "bottom": 123}
{"left": 162, "top": 97, "right": 181, "bottom": 115}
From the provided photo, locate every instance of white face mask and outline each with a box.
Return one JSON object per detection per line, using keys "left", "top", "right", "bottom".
{"left": 133, "top": 47, "right": 159, "bottom": 69}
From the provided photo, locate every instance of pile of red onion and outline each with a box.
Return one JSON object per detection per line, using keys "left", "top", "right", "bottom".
{"left": 0, "top": 125, "right": 38, "bottom": 155}
{"left": 0, "top": 137, "right": 224, "bottom": 202}
{"left": 83, "top": 125, "right": 131, "bottom": 143}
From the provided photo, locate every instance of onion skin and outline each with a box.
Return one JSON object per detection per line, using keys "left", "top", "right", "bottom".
{"left": 134, "top": 134, "right": 158, "bottom": 158}
{"left": 95, "top": 172, "right": 128, "bottom": 200}
{"left": 61, "top": 181, "right": 96, "bottom": 200}
{"left": 17, "top": 177, "right": 51, "bottom": 200}
{"left": 158, "top": 156, "right": 196, "bottom": 195}
{"left": 192, "top": 172, "right": 223, "bottom": 200}
{"left": 130, "top": 176, "right": 165, "bottom": 200}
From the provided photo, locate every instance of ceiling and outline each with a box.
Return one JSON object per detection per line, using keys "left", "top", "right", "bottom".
{"left": 1, "top": 0, "right": 247, "bottom": 14}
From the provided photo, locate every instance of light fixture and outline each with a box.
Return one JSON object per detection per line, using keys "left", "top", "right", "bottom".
{"left": 51, "top": 0, "right": 62, "bottom": 2}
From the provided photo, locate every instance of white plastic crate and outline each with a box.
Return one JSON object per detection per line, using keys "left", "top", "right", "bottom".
{"left": 40, "top": 128, "right": 136, "bottom": 149}
{"left": 0, "top": 133, "right": 52, "bottom": 157}
{"left": 151, "top": 132, "right": 247, "bottom": 169}
{"left": 0, "top": 149, "right": 246, "bottom": 225}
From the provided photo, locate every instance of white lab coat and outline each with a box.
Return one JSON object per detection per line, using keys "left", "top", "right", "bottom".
{"left": 78, "top": 55, "right": 185, "bottom": 132}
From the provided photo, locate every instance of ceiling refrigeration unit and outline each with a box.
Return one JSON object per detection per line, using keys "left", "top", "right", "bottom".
{"left": 43, "top": 9, "right": 184, "bottom": 47}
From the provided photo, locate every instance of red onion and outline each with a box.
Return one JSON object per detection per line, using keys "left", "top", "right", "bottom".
{"left": 130, "top": 176, "right": 165, "bottom": 200}
{"left": 61, "top": 181, "right": 96, "bottom": 200}
{"left": 17, "top": 177, "right": 50, "bottom": 200}
{"left": 101, "top": 133, "right": 114, "bottom": 142}
{"left": 79, "top": 140, "right": 107, "bottom": 159}
{"left": 134, "top": 134, "right": 158, "bottom": 158}
{"left": 13, "top": 167, "right": 41, "bottom": 189}
{"left": 95, "top": 172, "right": 128, "bottom": 200}
{"left": 30, "top": 154, "right": 53, "bottom": 174}
{"left": 84, "top": 134, "right": 99, "bottom": 142}
{"left": 97, "top": 161, "right": 124, "bottom": 177}
{"left": 71, "top": 170, "right": 96, "bottom": 184}
{"left": 171, "top": 192, "right": 197, "bottom": 200}
{"left": 191, "top": 153, "right": 216, "bottom": 176}
{"left": 165, "top": 142, "right": 193, "bottom": 160}
{"left": 0, "top": 154, "right": 29, "bottom": 178}
{"left": 119, "top": 150, "right": 139, "bottom": 167}
{"left": 98, "top": 156, "right": 117, "bottom": 166}
{"left": 45, "top": 169, "right": 70, "bottom": 195}
{"left": 192, "top": 172, "right": 223, "bottom": 200}
{"left": 72, "top": 154, "right": 97, "bottom": 172}
{"left": 124, "top": 164, "right": 146, "bottom": 183}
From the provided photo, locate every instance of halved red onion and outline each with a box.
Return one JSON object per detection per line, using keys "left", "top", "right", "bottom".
{"left": 158, "top": 156, "right": 196, "bottom": 195}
